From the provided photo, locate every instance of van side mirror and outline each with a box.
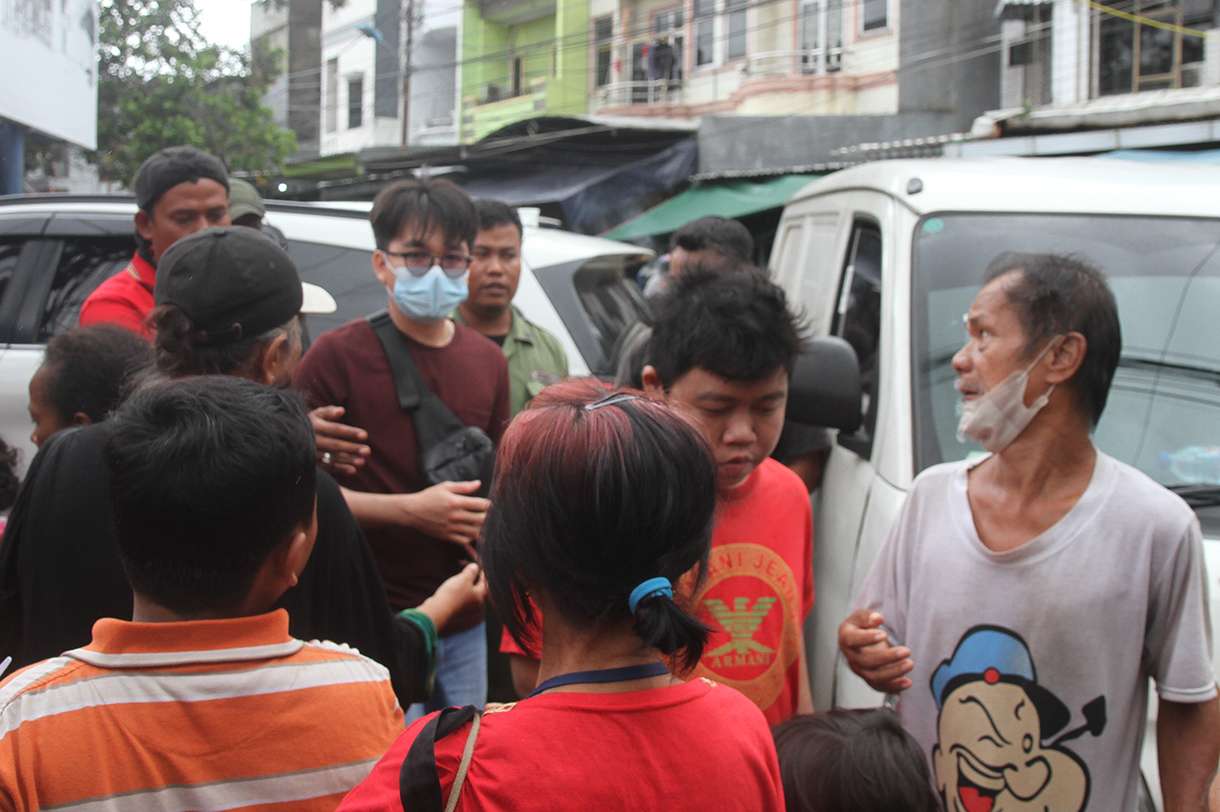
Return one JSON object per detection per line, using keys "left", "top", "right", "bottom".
{"left": 787, "top": 336, "right": 862, "bottom": 432}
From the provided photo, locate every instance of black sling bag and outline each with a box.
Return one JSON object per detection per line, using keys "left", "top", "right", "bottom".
{"left": 367, "top": 311, "right": 495, "bottom": 498}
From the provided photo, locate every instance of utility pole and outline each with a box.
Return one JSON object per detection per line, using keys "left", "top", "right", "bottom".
{"left": 400, "top": 0, "right": 417, "bottom": 147}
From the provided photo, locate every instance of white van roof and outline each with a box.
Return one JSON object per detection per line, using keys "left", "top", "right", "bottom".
{"left": 788, "top": 157, "right": 1220, "bottom": 219}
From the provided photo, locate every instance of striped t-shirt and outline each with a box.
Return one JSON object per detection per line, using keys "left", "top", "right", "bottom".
{"left": 0, "top": 609, "right": 403, "bottom": 812}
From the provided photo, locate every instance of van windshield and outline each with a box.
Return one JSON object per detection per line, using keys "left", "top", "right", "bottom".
{"left": 911, "top": 213, "right": 1220, "bottom": 533}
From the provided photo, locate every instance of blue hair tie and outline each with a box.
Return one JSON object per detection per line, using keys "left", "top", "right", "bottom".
{"left": 629, "top": 577, "right": 673, "bottom": 613}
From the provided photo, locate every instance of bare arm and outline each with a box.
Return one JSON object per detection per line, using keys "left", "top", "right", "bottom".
{"left": 1159, "top": 696, "right": 1220, "bottom": 812}
{"left": 414, "top": 563, "right": 487, "bottom": 632}
{"left": 339, "top": 482, "right": 489, "bottom": 545}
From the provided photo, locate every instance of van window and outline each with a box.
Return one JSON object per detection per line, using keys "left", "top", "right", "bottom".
{"left": 911, "top": 212, "right": 1220, "bottom": 535}
{"left": 832, "top": 220, "right": 882, "bottom": 458}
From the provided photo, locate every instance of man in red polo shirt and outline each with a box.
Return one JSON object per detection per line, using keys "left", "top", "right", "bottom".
{"left": 79, "top": 146, "right": 230, "bottom": 337}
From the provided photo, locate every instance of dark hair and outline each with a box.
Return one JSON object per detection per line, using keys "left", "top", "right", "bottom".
{"left": 772, "top": 709, "right": 942, "bottom": 812}
{"left": 671, "top": 216, "right": 755, "bottom": 264}
{"left": 483, "top": 379, "right": 717, "bottom": 672}
{"left": 370, "top": 178, "right": 478, "bottom": 252}
{"left": 41, "top": 325, "right": 153, "bottom": 425}
{"left": 0, "top": 437, "right": 19, "bottom": 512}
{"left": 983, "top": 252, "right": 1121, "bottom": 425}
{"left": 474, "top": 198, "right": 522, "bottom": 238}
{"left": 648, "top": 267, "right": 805, "bottom": 386}
{"left": 149, "top": 305, "right": 298, "bottom": 379}
{"left": 104, "top": 376, "right": 317, "bottom": 615}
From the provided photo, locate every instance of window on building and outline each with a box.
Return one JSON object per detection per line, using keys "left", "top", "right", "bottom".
{"left": 861, "top": 0, "right": 888, "bottom": 32}
{"left": 347, "top": 76, "right": 363, "bottom": 129}
{"left": 512, "top": 56, "right": 525, "bottom": 96}
{"left": 726, "top": 0, "right": 748, "bottom": 59}
{"left": 694, "top": 0, "right": 715, "bottom": 66}
{"left": 595, "top": 17, "right": 614, "bottom": 87}
{"left": 1097, "top": 0, "right": 1210, "bottom": 95}
{"left": 325, "top": 58, "right": 338, "bottom": 133}
{"left": 651, "top": 7, "right": 685, "bottom": 83}
{"left": 799, "top": 0, "right": 843, "bottom": 73}
{"left": 595, "top": 17, "right": 613, "bottom": 87}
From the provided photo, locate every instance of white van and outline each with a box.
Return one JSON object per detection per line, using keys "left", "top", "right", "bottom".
{"left": 769, "top": 157, "right": 1220, "bottom": 805}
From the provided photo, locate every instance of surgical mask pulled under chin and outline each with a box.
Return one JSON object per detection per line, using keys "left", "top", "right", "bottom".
{"left": 957, "top": 340, "right": 1058, "bottom": 453}
{"left": 388, "top": 265, "right": 468, "bottom": 323}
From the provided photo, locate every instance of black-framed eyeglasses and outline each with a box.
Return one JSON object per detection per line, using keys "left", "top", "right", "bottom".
{"left": 383, "top": 250, "right": 471, "bottom": 279}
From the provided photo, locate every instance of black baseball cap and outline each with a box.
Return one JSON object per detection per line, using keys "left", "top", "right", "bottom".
{"left": 154, "top": 227, "right": 303, "bottom": 346}
{"left": 134, "top": 146, "right": 230, "bottom": 212}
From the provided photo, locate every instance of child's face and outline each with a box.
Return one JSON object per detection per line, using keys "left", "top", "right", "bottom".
{"left": 664, "top": 366, "right": 787, "bottom": 491}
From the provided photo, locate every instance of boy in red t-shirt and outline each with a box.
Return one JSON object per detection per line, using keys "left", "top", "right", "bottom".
{"left": 504, "top": 268, "right": 814, "bottom": 724}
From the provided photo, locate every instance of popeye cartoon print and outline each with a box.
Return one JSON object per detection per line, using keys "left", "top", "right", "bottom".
{"left": 930, "top": 626, "right": 1107, "bottom": 812}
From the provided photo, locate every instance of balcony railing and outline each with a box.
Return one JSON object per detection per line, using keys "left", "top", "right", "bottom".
{"left": 596, "top": 80, "right": 686, "bottom": 108}
{"left": 747, "top": 48, "right": 843, "bottom": 77}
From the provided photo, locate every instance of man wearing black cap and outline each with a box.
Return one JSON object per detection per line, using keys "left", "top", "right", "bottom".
{"left": 79, "top": 145, "right": 230, "bottom": 338}
{"left": 0, "top": 226, "right": 483, "bottom": 708}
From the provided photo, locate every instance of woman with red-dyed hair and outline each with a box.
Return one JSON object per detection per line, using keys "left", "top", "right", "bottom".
{"left": 339, "top": 379, "right": 784, "bottom": 812}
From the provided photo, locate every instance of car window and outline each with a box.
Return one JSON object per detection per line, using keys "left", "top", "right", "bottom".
{"left": 284, "top": 240, "right": 382, "bottom": 340}
{"left": 534, "top": 254, "right": 649, "bottom": 377}
{"left": 40, "top": 237, "right": 133, "bottom": 340}
{"left": 832, "top": 219, "right": 882, "bottom": 458}
{"left": 0, "top": 240, "right": 20, "bottom": 318}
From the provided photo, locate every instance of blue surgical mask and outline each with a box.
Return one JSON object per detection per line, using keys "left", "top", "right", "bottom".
{"left": 388, "top": 265, "right": 468, "bottom": 323}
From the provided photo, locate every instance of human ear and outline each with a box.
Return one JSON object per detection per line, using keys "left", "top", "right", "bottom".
{"left": 260, "top": 331, "right": 297, "bottom": 386}
{"left": 1045, "top": 332, "right": 1087, "bottom": 385}
{"left": 135, "top": 209, "right": 154, "bottom": 242}
{"left": 72, "top": 411, "right": 93, "bottom": 427}
{"left": 371, "top": 249, "right": 396, "bottom": 288}
{"left": 641, "top": 366, "right": 666, "bottom": 399}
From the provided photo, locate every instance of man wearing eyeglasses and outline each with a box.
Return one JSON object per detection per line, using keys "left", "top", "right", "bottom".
{"left": 294, "top": 178, "right": 509, "bottom": 718}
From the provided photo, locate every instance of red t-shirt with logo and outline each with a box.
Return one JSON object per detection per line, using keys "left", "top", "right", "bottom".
{"left": 501, "top": 458, "right": 814, "bottom": 725}
{"left": 337, "top": 678, "right": 785, "bottom": 812}
{"left": 78, "top": 252, "right": 156, "bottom": 338}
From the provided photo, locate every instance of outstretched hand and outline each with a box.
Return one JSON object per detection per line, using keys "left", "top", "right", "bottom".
{"left": 310, "top": 405, "right": 371, "bottom": 476}
{"left": 838, "top": 610, "right": 914, "bottom": 693}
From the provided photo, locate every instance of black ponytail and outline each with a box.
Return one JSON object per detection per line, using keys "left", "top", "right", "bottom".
{"left": 632, "top": 593, "right": 711, "bottom": 673}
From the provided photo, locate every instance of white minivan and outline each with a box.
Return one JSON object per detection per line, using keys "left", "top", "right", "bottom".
{"left": 770, "top": 157, "right": 1220, "bottom": 806}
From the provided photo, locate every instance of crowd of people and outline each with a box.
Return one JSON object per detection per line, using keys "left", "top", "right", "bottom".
{"left": 0, "top": 143, "right": 1215, "bottom": 812}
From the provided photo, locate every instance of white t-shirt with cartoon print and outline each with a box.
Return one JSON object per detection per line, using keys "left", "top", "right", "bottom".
{"left": 856, "top": 450, "right": 1215, "bottom": 812}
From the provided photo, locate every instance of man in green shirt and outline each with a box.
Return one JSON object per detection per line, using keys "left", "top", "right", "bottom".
{"left": 454, "top": 200, "right": 568, "bottom": 417}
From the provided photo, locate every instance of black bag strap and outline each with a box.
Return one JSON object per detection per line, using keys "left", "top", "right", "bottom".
{"left": 400, "top": 705, "right": 480, "bottom": 811}
{"left": 367, "top": 310, "right": 466, "bottom": 449}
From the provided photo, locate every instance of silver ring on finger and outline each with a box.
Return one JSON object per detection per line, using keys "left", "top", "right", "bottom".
{"left": 321, "top": 452, "right": 333, "bottom": 465}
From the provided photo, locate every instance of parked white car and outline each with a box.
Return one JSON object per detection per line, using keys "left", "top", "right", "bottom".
{"left": 0, "top": 197, "right": 653, "bottom": 470}
{"left": 770, "top": 157, "right": 1220, "bottom": 809}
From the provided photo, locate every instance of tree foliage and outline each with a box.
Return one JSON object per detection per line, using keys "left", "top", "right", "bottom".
{"left": 92, "top": 0, "right": 296, "bottom": 184}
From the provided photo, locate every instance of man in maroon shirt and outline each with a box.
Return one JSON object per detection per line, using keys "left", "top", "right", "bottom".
{"left": 79, "top": 146, "right": 230, "bottom": 337}
{"left": 294, "top": 178, "right": 509, "bottom": 718}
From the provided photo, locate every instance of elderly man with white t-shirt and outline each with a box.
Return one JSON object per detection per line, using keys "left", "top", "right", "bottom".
{"left": 840, "top": 252, "right": 1219, "bottom": 812}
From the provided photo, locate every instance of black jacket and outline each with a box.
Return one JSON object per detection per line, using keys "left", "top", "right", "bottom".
{"left": 0, "top": 423, "right": 429, "bottom": 704}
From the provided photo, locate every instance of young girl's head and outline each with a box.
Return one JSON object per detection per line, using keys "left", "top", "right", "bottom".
{"left": 773, "top": 709, "right": 941, "bottom": 812}
{"left": 483, "top": 379, "right": 717, "bottom": 671}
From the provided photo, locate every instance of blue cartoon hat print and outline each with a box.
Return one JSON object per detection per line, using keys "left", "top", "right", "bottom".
{"left": 931, "top": 625, "right": 1072, "bottom": 739}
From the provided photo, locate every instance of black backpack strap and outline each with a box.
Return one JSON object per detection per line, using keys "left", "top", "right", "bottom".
{"left": 400, "top": 705, "right": 479, "bottom": 811}
{"left": 367, "top": 310, "right": 422, "bottom": 412}
{"left": 366, "top": 311, "right": 465, "bottom": 449}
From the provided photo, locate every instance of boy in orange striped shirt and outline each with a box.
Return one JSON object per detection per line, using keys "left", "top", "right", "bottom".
{"left": 0, "top": 376, "right": 403, "bottom": 812}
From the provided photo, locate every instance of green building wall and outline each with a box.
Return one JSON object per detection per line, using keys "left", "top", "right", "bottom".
{"left": 460, "top": 0, "right": 590, "bottom": 143}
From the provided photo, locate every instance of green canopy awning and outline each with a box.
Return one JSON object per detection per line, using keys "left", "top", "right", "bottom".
{"left": 604, "top": 174, "right": 822, "bottom": 241}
